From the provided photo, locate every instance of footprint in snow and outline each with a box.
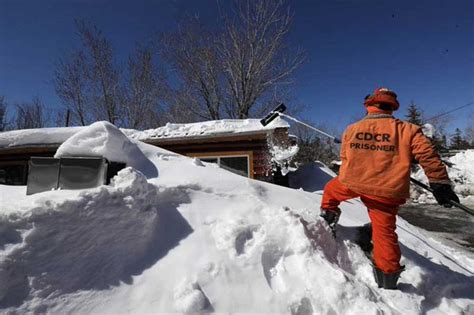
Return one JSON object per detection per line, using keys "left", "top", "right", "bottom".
{"left": 192, "top": 158, "right": 204, "bottom": 167}
{"left": 290, "top": 297, "right": 314, "bottom": 315}
{"left": 261, "top": 244, "right": 287, "bottom": 291}
{"left": 174, "top": 280, "right": 213, "bottom": 314}
{"left": 234, "top": 225, "right": 260, "bottom": 256}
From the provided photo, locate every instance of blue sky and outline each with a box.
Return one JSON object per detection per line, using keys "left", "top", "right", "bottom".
{"left": 1, "top": 0, "right": 473, "bottom": 133}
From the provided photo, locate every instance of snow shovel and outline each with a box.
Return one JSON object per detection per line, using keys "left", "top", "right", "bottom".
{"left": 409, "top": 177, "right": 474, "bottom": 216}
{"left": 260, "top": 103, "right": 287, "bottom": 127}
{"left": 260, "top": 104, "right": 341, "bottom": 143}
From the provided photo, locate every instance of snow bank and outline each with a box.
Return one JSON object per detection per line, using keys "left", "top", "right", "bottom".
{"left": 412, "top": 149, "right": 474, "bottom": 202}
{"left": 0, "top": 168, "right": 173, "bottom": 307}
{"left": 55, "top": 121, "right": 158, "bottom": 178}
{"left": 0, "top": 127, "right": 473, "bottom": 313}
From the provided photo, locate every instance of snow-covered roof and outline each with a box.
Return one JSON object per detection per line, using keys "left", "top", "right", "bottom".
{"left": 0, "top": 118, "right": 288, "bottom": 149}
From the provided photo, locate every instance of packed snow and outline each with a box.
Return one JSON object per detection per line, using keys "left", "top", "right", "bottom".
{"left": 412, "top": 149, "right": 474, "bottom": 204}
{"left": 123, "top": 117, "right": 289, "bottom": 141}
{"left": 0, "top": 127, "right": 82, "bottom": 148}
{"left": 0, "top": 122, "right": 473, "bottom": 314}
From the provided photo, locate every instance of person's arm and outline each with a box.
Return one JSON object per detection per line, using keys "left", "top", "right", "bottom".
{"left": 411, "top": 127, "right": 459, "bottom": 207}
{"left": 411, "top": 128, "right": 449, "bottom": 183}
{"left": 340, "top": 129, "right": 349, "bottom": 162}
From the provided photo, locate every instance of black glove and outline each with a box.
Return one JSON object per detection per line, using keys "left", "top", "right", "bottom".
{"left": 430, "top": 183, "right": 460, "bottom": 208}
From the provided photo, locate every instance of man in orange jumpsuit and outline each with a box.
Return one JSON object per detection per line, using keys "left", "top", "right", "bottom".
{"left": 320, "top": 87, "right": 459, "bottom": 289}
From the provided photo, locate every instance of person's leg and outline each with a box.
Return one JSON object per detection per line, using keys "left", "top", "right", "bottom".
{"left": 320, "top": 178, "right": 360, "bottom": 228}
{"left": 367, "top": 207, "right": 400, "bottom": 273}
{"left": 321, "top": 177, "right": 359, "bottom": 211}
{"left": 362, "top": 196, "right": 405, "bottom": 289}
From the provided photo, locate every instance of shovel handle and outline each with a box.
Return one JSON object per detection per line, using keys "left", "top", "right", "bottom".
{"left": 410, "top": 177, "right": 474, "bottom": 215}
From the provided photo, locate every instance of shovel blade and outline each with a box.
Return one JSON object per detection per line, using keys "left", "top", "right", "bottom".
{"left": 260, "top": 103, "right": 287, "bottom": 126}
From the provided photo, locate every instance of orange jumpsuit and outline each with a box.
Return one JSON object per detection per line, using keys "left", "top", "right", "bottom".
{"left": 321, "top": 107, "right": 450, "bottom": 273}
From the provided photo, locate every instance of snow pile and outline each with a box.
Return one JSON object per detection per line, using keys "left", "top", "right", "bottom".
{"left": 1, "top": 125, "right": 473, "bottom": 313}
{"left": 0, "top": 167, "right": 166, "bottom": 308}
{"left": 412, "top": 149, "right": 474, "bottom": 203}
{"left": 55, "top": 121, "right": 158, "bottom": 178}
{"left": 449, "top": 150, "right": 474, "bottom": 196}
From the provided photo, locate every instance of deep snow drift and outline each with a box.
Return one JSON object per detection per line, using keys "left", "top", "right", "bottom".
{"left": 0, "top": 123, "right": 473, "bottom": 314}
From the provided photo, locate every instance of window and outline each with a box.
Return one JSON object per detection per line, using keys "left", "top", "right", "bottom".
{"left": 220, "top": 156, "right": 248, "bottom": 177}
{"left": 0, "top": 164, "right": 28, "bottom": 185}
{"left": 189, "top": 152, "right": 253, "bottom": 178}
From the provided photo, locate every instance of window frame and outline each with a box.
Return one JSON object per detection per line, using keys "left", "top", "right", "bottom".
{"left": 187, "top": 151, "right": 254, "bottom": 178}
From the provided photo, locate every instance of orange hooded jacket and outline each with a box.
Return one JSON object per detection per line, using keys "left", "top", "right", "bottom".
{"left": 338, "top": 109, "right": 450, "bottom": 199}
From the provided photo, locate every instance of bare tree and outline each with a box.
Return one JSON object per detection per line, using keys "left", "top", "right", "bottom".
{"left": 163, "top": 100, "right": 199, "bottom": 124}
{"left": 291, "top": 120, "right": 339, "bottom": 166}
{"left": 159, "top": 0, "right": 305, "bottom": 122}
{"left": 0, "top": 96, "right": 8, "bottom": 131}
{"left": 218, "top": 0, "right": 306, "bottom": 118}
{"left": 75, "top": 20, "right": 121, "bottom": 125}
{"left": 15, "top": 97, "right": 49, "bottom": 129}
{"left": 426, "top": 113, "right": 452, "bottom": 150}
{"left": 54, "top": 51, "right": 90, "bottom": 126}
{"left": 122, "top": 44, "right": 167, "bottom": 129}
{"left": 465, "top": 113, "right": 474, "bottom": 146}
{"left": 54, "top": 20, "right": 121, "bottom": 126}
{"left": 160, "top": 18, "right": 224, "bottom": 121}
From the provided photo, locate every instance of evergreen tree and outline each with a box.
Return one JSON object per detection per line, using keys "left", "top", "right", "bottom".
{"left": 449, "top": 128, "right": 470, "bottom": 150}
{"left": 405, "top": 102, "right": 424, "bottom": 126}
{"left": 465, "top": 115, "right": 474, "bottom": 147}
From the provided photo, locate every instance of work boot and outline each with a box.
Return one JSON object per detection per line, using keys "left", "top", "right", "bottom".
{"left": 372, "top": 265, "right": 405, "bottom": 290}
{"left": 355, "top": 223, "right": 373, "bottom": 258}
{"left": 372, "top": 266, "right": 384, "bottom": 288}
{"left": 320, "top": 209, "right": 340, "bottom": 236}
{"left": 320, "top": 209, "right": 340, "bottom": 226}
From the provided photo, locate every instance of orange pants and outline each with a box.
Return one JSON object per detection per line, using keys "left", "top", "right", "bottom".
{"left": 321, "top": 178, "right": 406, "bottom": 273}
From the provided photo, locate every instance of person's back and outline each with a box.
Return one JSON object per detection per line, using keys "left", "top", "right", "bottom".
{"left": 319, "top": 87, "right": 459, "bottom": 290}
{"left": 339, "top": 112, "right": 449, "bottom": 199}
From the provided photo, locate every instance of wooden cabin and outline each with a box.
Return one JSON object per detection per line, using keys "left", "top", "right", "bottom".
{"left": 0, "top": 119, "right": 294, "bottom": 185}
